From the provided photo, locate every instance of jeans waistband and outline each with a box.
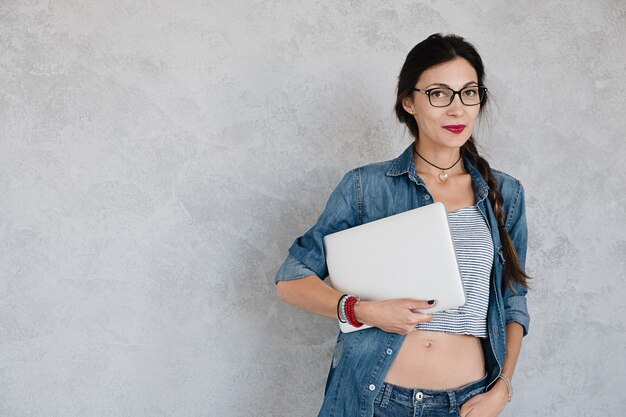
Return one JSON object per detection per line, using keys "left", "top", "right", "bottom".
{"left": 375, "top": 374, "right": 488, "bottom": 413}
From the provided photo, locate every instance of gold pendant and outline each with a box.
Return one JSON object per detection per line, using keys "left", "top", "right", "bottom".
{"left": 438, "top": 171, "right": 448, "bottom": 181}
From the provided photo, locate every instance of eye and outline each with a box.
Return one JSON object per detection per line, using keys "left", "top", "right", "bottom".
{"left": 430, "top": 88, "right": 450, "bottom": 98}
{"left": 462, "top": 87, "right": 478, "bottom": 97}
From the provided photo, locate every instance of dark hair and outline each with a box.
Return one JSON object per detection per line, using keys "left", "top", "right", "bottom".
{"left": 395, "top": 33, "right": 529, "bottom": 291}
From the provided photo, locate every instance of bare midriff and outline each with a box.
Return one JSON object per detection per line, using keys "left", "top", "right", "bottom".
{"left": 384, "top": 330, "right": 486, "bottom": 390}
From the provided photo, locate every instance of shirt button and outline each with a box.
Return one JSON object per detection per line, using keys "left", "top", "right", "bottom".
{"left": 424, "top": 195, "right": 431, "bottom": 200}
{"left": 369, "top": 384, "right": 376, "bottom": 391}
{"left": 386, "top": 348, "right": 393, "bottom": 355}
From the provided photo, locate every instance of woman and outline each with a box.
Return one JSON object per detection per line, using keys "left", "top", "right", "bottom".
{"left": 275, "top": 33, "right": 530, "bottom": 417}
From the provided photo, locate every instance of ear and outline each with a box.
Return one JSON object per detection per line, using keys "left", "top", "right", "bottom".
{"left": 402, "top": 96, "right": 415, "bottom": 115}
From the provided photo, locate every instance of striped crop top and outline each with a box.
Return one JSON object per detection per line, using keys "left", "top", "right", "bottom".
{"left": 414, "top": 204, "right": 494, "bottom": 338}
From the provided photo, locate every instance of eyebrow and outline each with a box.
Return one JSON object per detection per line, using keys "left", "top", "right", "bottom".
{"left": 425, "top": 81, "right": 479, "bottom": 88}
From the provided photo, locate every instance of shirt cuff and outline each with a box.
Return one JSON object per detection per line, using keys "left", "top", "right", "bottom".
{"left": 274, "top": 254, "right": 321, "bottom": 284}
{"left": 505, "top": 309, "right": 530, "bottom": 336}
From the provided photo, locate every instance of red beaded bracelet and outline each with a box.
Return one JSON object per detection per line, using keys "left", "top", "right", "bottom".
{"left": 344, "top": 295, "right": 363, "bottom": 328}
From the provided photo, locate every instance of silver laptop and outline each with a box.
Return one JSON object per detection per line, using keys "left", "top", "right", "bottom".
{"left": 323, "top": 202, "right": 465, "bottom": 333}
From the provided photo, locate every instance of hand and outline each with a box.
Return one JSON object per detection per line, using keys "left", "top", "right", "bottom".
{"left": 355, "top": 298, "right": 435, "bottom": 334}
{"left": 459, "top": 380, "right": 509, "bottom": 417}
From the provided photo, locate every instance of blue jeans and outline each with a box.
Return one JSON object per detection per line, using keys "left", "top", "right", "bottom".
{"left": 373, "top": 375, "right": 488, "bottom": 417}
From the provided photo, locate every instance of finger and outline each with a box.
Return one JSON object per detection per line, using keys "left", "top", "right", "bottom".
{"left": 460, "top": 395, "right": 482, "bottom": 415}
{"left": 465, "top": 407, "right": 477, "bottom": 417}
{"left": 410, "top": 312, "right": 433, "bottom": 324}
{"left": 401, "top": 325, "right": 416, "bottom": 335}
{"left": 460, "top": 404, "right": 473, "bottom": 417}
{"left": 403, "top": 299, "right": 436, "bottom": 310}
{"left": 462, "top": 396, "right": 479, "bottom": 408}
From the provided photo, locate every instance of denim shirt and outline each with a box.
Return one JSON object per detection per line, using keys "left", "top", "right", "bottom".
{"left": 274, "top": 143, "right": 530, "bottom": 417}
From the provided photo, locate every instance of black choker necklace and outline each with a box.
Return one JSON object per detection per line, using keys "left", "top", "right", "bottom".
{"left": 414, "top": 150, "right": 463, "bottom": 182}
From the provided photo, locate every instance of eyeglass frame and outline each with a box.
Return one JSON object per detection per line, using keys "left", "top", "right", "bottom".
{"left": 413, "top": 85, "right": 488, "bottom": 107}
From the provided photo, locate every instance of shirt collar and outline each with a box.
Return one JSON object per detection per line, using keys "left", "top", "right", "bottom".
{"left": 386, "top": 142, "right": 489, "bottom": 200}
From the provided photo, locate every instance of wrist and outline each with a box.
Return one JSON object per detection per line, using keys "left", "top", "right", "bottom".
{"left": 354, "top": 300, "right": 371, "bottom": 326}
{"left": 340, "top": 295, "right": 364, "bottom": 328}
{"left": 336, "top": 294, "right": 348, "bottom": 322}
{"left": 494, "top": 375, "right": 512, "bottom": 403}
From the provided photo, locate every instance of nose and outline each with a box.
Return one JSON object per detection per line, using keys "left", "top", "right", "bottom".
{"left": 447, "top": 93, "right": 465, "bottom": 116}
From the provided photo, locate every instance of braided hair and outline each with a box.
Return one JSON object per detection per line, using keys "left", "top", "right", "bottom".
{"left": 394, "top": 33, "right": 529, "bottom": 291}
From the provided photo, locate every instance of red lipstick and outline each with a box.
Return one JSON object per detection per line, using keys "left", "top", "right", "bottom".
{"left": 443, "top": 125, "right": 466, "bottom": 134}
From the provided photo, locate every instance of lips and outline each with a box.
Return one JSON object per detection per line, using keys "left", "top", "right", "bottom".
{"left": 443, "top": 125, "right": 466, "bottom": 134}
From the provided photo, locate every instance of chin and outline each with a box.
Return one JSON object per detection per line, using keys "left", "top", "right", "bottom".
{"left": 442, "top": 135, "right": 472, "bottom": 147}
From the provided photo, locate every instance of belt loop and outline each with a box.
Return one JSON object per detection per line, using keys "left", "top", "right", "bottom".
{"left": 447, "top": 390, "right": 457, "bottom": 414}
{"left": 381, "top": 383, "right": 393, "bottom": 408}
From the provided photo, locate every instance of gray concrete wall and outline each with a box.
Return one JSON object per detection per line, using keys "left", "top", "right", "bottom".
{"left": 1, "top": 0, "right": 624, "bottom": 416}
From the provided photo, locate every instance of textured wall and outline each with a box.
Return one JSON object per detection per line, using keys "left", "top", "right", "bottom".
{"left": 1, "top": 0, "right": 624, "bottom": 416}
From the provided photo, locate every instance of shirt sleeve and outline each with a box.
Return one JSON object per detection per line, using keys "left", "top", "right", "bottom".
{"left": 274, "top": 169, "right": 360, "bottom": 283}
{"left": 502, "top": 181, "right": 531, "bottom": 336}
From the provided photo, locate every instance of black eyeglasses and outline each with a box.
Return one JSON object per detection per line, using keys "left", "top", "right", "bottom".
{"left": 413, "top": 86, "right": 487, "bottom": 107}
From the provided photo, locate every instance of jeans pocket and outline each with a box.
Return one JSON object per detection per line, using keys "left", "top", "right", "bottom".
{"left": 466, "top": 385, "right": 486, "bottom": 400}
{"left": 458, "top": 385, "right": 486, "bottom": 411}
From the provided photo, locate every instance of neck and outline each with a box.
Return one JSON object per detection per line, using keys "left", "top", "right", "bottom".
{"left": 413, "top": 141, "right": 464, "bottom": 176}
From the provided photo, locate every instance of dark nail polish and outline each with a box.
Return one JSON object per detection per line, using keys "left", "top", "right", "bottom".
{"left": 427, "top": 300, "right": 435, "bottom": 305}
